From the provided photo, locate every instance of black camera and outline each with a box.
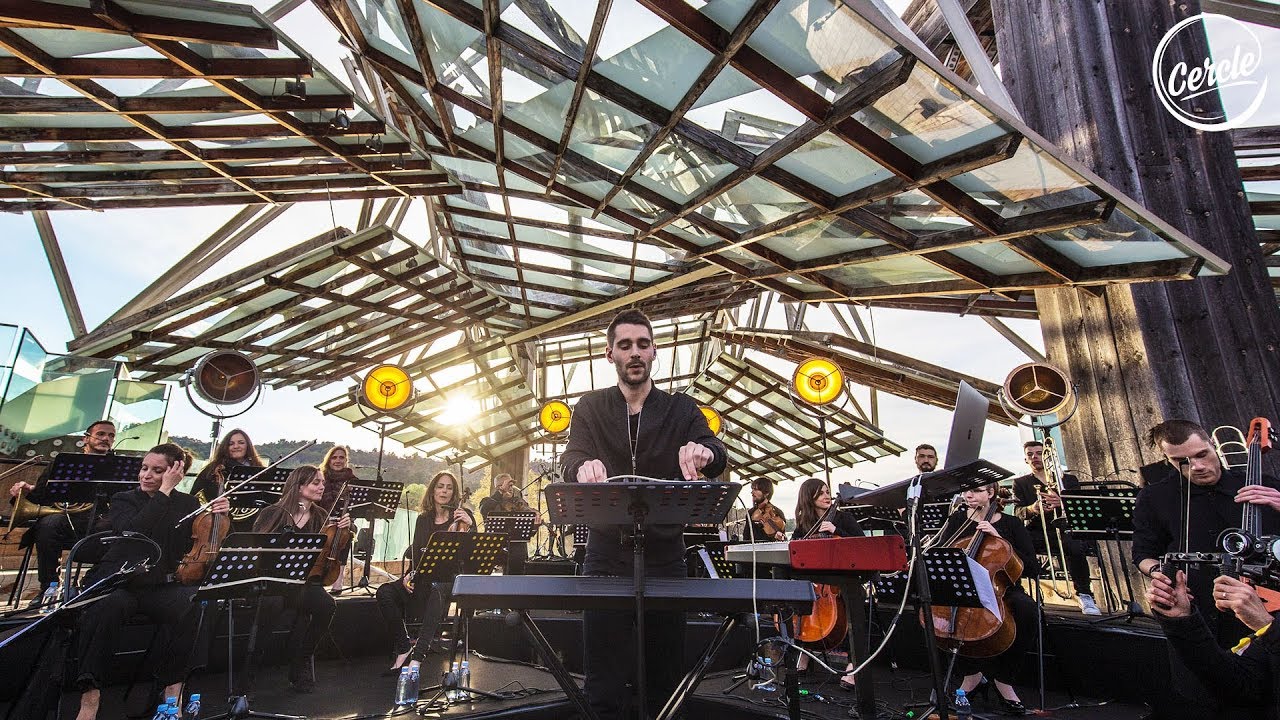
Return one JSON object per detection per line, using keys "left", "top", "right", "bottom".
{"left": 1218, "top": 528, "right": 1280, "bottom": 565}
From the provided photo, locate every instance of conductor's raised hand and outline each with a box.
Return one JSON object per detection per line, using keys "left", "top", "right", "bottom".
{"left": 209, "top": 497, "right": 230, "bottom": 515}
{"left": 160, "top": 460, "right": 186, "bottom": 494}
{"left": 577, "top": 459, "right": 607, "bottom": 483}
{"left": 678, "top": 442, "right": 712, "bottom": 481}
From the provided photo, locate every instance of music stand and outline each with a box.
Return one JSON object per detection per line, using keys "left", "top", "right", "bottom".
{"left": 1059, "top": 489, "right": 1144, "bottom": 623}
{"left": 197, "top": 532, "right": 325, "bottom": 720}
{"left": 482, "top": 512, "right": 538, "bottom": 541}
{"left": 341, "top": 479, "right": 402, "bottom": 595}
{"left": 224, "top": 466, "right": 289, "bottom": 514}
{"left": 920, "top": 502, "right": 952, "bottom": 533}
{"left": 544, "top": 480, "right": 739, "bottom": 720}
{"left": 857, "top": 460, "right": 1012, "bottom": 509}
{"left": 44, "top": 452, "right": 142, "bottom": 522}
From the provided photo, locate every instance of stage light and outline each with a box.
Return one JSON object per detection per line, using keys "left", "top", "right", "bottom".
{"left": 361, "top": 364, "right": 412, "bottom": 412}
{"left": 283, "top": 77, "right": 306, "bottom": 99}
{"left": 330, "top": 109, "right": 350, "bottom": 130}
{"left": 538, "top": 400, "right": 571, "bottom": 435}
{"left": 189, "top": 350, "right": 259, "bottom": 405}
{"left": 366, "top": 135, "right": 384, "bottom": 153}
{"left": 699, "top": 406, "right": 722, "bottom": 436}
{"left": 792, "top": 357, "right": 843, "bottom": 406}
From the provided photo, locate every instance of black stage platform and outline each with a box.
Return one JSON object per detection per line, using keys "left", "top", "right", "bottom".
{"left": 1, "top": 594, "right": 1162, "bottom": 719}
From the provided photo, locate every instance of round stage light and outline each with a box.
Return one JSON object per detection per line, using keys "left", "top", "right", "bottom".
{"left": 792, "top": 358, "right": 844, "bottom": 406}
{"left": 191, "top": 350, "right": 259, "bottom": 405}
{"left": 362, "top": 364, "right": 412, "bottom": 411}
{"left": 539, "top": 399, "right": 572, "bottom": 434}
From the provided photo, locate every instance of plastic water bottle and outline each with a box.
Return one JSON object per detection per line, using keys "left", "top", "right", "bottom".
{"left": 165, "top": 697, "right": 179, "bottom": 719}
{"left": 185, "top": 693, "right": 201, "bottom": 719}
{"left": 38, "top": 582, "right": 59, "bottom": 614}
{"left": 394, "top": 666, "right": 419, "bottom": 706}
{"left": 150, "top": 703, "right": 167, "bottom": 720}
{"left": 954, "top": 689, "right": 972, "bottom": 718}
{"left": 458, "top": 660, "right": 471, "bottom": 701}
{"left": 446, "top": 661, "right": 461, "bottom": 701}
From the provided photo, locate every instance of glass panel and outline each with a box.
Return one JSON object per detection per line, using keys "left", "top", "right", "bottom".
{"left": 0, "top": 330, "right": 115, "bottom": 450}
{"left": 774, "top": 131, "right": 894, "bottom": 196}
{"left": 595, "top": 0, "right": 714, "bottom": 111}
{"left": 568, "top": 89, "right": 659, "bottom": 172}
{"left": 108, "top": 380, "right": 169, "bottom": 452}
{"left": 1041, "top": 229, "right": 1189, "bottom": 268}
{"left": 819, "top": 255, "right": 958, "bottom": 290}
{"left": 746, "top": 0, "right": 901, "bottom": 102}
{"left": 634, "top": 134, "right": 736, "bottom": 202}
{"left": 865, "top": 190, "right": 971, "bottom": 233}
{"left": 500, "top": 0, "right": 600, "bottom": 62}
{"left": 694, "top": 175, "right": 812, "bottom": 233}
{"left": 345, "top": 0, "right": 419, "bottom": 73}
{"left": 947, "top": 244, "right": 1041, "bottom": 275}
{"left": 756, "top": 215, "right": 886, "bottom": 262}
{"left": 502, "top": 51, "right": 575, "bottom": 141}
{"left": 418, "top": 3, "right": 489, "bottom": 105}
{"left": 686, "top": 66, "right": 807, "bottom": 154}
{"left": 949, "top": 143, "right": 1101, "bottom": 218}
{"left": 855, "top": 65, "right": 1009, "bottom": 163}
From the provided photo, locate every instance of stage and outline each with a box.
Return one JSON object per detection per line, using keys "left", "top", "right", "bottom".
{"left": 1, "top": 593, "right": 1161, "bottom": 719}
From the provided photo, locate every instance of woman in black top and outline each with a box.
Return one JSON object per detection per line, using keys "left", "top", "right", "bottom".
{"left": 791, "top": 477, "right": 865, "bottom": 687}
{"left": 250, "top": 465, "right": 351, "bottom": 693}
{"left": 75, "top": 443, "right": 230, "bottom": 720}
{"left": 375, "top": 470, "right": 474, "bottom": 672}
{"left": 189, "top": 429, "right": 264, "bottom": 508}
{"left": 931, "top": 484, "right": 1037, "bottom": 715}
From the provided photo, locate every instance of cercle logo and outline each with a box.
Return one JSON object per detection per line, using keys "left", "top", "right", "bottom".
{"left": 1151, "top": 13, "right": 1269, "bottom": 132}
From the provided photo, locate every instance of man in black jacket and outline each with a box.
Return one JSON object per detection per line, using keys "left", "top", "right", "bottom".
{"left": 561, "top": 308, "right": 727, "bottom": 720}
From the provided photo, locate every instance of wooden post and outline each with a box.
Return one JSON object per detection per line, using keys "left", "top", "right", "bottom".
{"left": 990, "top": 0, "right": 1280, "bottom": 480}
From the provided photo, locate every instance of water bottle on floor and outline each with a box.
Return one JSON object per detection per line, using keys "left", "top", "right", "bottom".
{"left": 150, "top": 703, "right": 167, "bottom": 720}
{"left": 446, "top": 661, "right": 461, "bottom": 701}
{"left": 458, "top": 660, "right": 471, "bottom": 701}
{"left": 185, "top": 693, "right": 201, "bottom": 719}
{"left": 394, "top": 667, "right": 413, "bottom": 706}
{"left": 38, "top": 583, "right": 59, "bottom": 614}
{"left": 954, "top": 688, "right": 972, "bottom": 718}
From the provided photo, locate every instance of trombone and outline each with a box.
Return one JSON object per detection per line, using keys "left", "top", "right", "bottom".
{"left": 1034, "top": 438, "right": 1076, "bottom": 599}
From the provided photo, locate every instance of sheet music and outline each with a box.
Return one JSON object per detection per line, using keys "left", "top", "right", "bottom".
{"left": 964, "top": 555, "right": 1001, "bottom": 621}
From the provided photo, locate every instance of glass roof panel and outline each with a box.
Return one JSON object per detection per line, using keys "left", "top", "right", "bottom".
{"left": 686, "top": 65, "right": 808, "bottom": 155}
{"left": 634, "top": 134, "right": 736, "bottom": 203}
{"left": 346, "top": 0, "right": 419, "bottom": 73}
{"left": 594, "top": 0, "right": 715, "bottom": 111}
{"left": 501, "top": 50, "right": 575, "bottom": 141}
{"left": 694, "top": 175, "right": 812, "bottom": 233}
{"left": 1040, "top": 231, "right": 1190, "bottom": 268}
{"left": 757, "top": 215, "right": 887, "bottom": 262}
{"left": 819, "top": 255, "right": 959, "bottom": 289}
{"left": 949, "top": 142, "right": 1102, "bottom": 218}
{"left": 418, "top": 2, "right": 489, "bottom": 106}
{"left": 567, "top": 89, "right": 660, "bottom": 173}
{"left": 947, "top": 243, "right": 1042, "bottom": 275}
{"left": 774, "top": 130, "right": 895, "bottom": 196}
{"left": 499, "top": 1, "right": 601, "bottom": 63}
{"left": 865, "top": 190, "right": 971, "bottom": 233}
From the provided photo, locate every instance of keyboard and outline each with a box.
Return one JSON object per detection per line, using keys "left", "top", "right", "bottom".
{"left": 724, "top": 535, "right": 907, "bottom": 573}
{"left": 451, "top": 574, "right": 814, "bottom": 614}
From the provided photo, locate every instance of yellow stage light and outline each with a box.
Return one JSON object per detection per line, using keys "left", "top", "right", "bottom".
{"left": 699, "top": 406, "right": 722, "bottom": 436}
{"left": 539, "top": 400, "right": 572, "bottom": 434}
{"left": 362, "top": 364, "right": 412, "bottom": 411}
{"left": 792, "top": 358, "right": 843, "bottom": 406}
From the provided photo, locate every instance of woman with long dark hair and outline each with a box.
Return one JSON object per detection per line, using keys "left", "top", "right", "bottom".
{"left": 791, "top": 477, "right": 864, "bottom": 688}
{"left": 189, "top": 428, "right": 264, "bottom": 504}
{"left": 375, "top": 470, "right": 474, "bottom": 672}
{"left": 931, "top": 483, "right": 1037, "bottom": 715}
{"left": 249, "top": 465, "right": 351, "bottom": 693}
{"left": 74, "top": 443, "right": 230, "bottom": 720}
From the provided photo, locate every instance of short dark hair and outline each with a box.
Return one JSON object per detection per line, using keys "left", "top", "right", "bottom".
{"left": 606, "top": 309, "right": 653, "bottom": 346}
{"left": 914, "top": 444, "right": 936, "bottom": 454}
{"left": 752, "top": 477, "right": 775, "bottom": 500}
{"left": 1149, "top": 419, "right": 1211, "bottom": 448}
{"left": 85, "top": 420, "right": 115, "bottom": 434}
{"left": 1022, "top": 440, "right": 1044, "bottom": 451}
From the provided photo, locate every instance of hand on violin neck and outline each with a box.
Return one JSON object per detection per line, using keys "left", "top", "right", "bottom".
{"left": 209, "top": 497, "right": 231, "bottom": 515}
{"left": 336, "top": 513, "right": 352, "bottom": 529}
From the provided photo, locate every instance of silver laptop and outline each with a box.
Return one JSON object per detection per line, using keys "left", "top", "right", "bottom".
{"left": 943, "top": 381, "right": 989, "bottom": 469}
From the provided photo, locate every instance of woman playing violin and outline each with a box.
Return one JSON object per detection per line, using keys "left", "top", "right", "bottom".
{"left": 249, "top": 465, "right": 352, "bottom": 693}
{"left": 749, "top": 478, "right": 787, "bottom": 542}
{"left": 932, "top": 483, "right": 1037, "bottom": 715}
{"left": 791, "top": 477, "right": 865, "bottom": 688}
{"left": 319, "top": 445, "right": 358, "bottom": 591}
{"left": 75, "top": 443, "right": 230, "bottom": 720}
{"left": 189, "top": 429, "right": 264, "bottom": 505}
{"left": 375, "top": 470, "right": 474, "bottom": 673}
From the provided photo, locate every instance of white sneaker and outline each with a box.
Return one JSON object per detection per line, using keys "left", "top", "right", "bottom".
{"left": 1077, "top": 594, "right": 1101, "bottom": 615}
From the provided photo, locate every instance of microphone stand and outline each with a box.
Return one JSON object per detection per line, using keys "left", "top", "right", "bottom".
{"left": 905, "top": 474, "right": 954, "bottom": 720}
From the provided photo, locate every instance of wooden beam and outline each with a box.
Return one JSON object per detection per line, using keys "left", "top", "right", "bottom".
{"left": 0, "top": 56, "right": 312, "bottom": 78}
{"left": 32, "top": 211, "right": 86, "bottom": 338}
{"left": 981, "top": 315, "right": 1047, "bottom": 362}
{"left": 0, "top": 0, "right": 279, "bottom": 49}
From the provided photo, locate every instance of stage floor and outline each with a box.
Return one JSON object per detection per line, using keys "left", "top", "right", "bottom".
{"left": 37, "top": 649, "right": 1152, "bottom": 719}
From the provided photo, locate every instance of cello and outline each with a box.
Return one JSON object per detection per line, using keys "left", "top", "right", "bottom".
{"left": 783, "top": 504, "right": 847, "bottom": 650}
{"left": 309, "top": 481, "right": 353, "bottom": 585}
{"left": 176, "top": 465, "right": 230, "bottom": 585}
{"left": 926, "top": 489, "right": 1024, "bottom": 658}
{"left": 1234, "top": 417, "right": 1280, "bottom": 611}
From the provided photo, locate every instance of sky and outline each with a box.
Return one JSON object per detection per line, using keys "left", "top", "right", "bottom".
{"left": 1, "top": 0, "right": 1276, "bottom": 514}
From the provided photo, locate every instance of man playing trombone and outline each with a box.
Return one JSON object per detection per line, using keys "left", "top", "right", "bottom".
{"left": 1011, "top": 439, "right": 1101, "bottom": 615}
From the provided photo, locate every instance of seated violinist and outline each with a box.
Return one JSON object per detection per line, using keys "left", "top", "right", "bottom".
{"left": 749, "top": 477, "right": 786, "bottom": 541}
{"left": 375, "top": 470, "right": 474, "bottom": 673}
{"left": 931, "top": 483, "right": 1038, "bottom": 716}
{"left": 791, "top": 477, "right": 863, "bottom": 687}
{"left": 249, "top": 465, "right": 351, "bottom": 693}
{"left": 74, "top": 443, "right": 230, "bottom": 720}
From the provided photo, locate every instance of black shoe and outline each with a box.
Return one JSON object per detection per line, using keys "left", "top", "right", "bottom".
{"left": 289, "top": 655, "right": 315, "bottom": 692}
{"left": 971, "top": 679, "right": 992, "bottom": 702}
{"left": 996, "top": 696, "right": 1027, "bottom": 716}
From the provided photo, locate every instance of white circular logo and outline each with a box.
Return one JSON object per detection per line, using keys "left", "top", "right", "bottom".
{"left": 1151, "top": 13, "right": 1269, "bottom": 131}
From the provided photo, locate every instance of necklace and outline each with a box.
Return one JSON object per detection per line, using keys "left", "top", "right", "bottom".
{"left": 627, "top": 405, "right": 642, "bottom": 476}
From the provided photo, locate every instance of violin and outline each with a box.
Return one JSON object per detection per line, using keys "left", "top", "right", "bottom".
{"left": 447, "top": 489, "right": 473, "bottom": 532}
{"left": 924, "top": 496, "right": 1023, "bottom": 658}
{"left": 176, "top": 464, "right": 230, "bottom": 585}
{"left": 309, "top": 482, "right": 353, "bottom": 585}
{"left": 751, "top": 501, "right": 786, "bottom": 541}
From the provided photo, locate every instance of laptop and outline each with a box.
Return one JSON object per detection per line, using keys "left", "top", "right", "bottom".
{"left": 943, "top": 381, "right": 989, "bottom": 470}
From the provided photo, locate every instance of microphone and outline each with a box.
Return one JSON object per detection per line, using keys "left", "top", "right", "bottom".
{"left": 108, "top": 435, "right": 142, "bottom": 454}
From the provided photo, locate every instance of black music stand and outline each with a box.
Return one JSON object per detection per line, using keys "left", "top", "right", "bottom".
{"left": 1059, "top": 489, "right": 1144, "bottom": 623}
{"left": 920, "top": 502, "right": 952, "bottom": 533}
{"left": 197, "top": 532, "right": 325, "bottom": 720}
{"left": 224, "top": 466, "right": 290, "bottom": 515}
{"left": 44, "top": 452, "right": 142, "bottom": 523}
{"left": 544, "top": 480, "right": 739, "bottom": 720}
{"left": 342, "top": 479, "right": 401, "bottom": 595}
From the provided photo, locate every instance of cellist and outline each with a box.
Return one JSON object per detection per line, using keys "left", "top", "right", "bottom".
{"left": 247, "top": 465, "right": 351, "bottom": 693}
{"left": 931, "top": 483, "right": 1037, "bottom": 715}
{"left": 791, "top": 477, "right": 864, "bottom": 689}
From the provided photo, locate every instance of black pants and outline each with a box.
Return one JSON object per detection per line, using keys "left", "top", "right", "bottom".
{"left": 582, "top": 557, "right": 686, "bottom": 720}
{"left": 24, "top": 511, "right": 90, "bottom": 589}
{"left": 375, "top": 578, "right": 429, "bottom": 654}
{"left": 75, "top": 583, "right": 199, "bottom": 689}
{"left": 954, "top": 588, "right": 1039, "bottom": 686}
{"left": 1027, "top": 523, "right": 1093, "bottom": 596}
{"left": 246, "top": 582, "right": 336, "bottom": 679}
{"left": 1152, "top": 603, "right": 1249, "bottom": 720}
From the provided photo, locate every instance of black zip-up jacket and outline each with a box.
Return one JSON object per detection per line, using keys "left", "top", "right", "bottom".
{"left": 561, "top": 385, "right": 727, "bottom": 574}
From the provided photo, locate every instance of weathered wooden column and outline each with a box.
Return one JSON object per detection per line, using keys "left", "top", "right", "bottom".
{"left": 990, "top": 0, "right": 1280, "bottom": 480}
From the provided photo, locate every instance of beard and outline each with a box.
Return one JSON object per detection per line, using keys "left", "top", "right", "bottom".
{"left": 618, "top": 361, "right": 651, "bottom": 388}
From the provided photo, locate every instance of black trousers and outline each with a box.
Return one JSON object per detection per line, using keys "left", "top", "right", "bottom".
{"left": 953, "top": 588, "right": 1039, "bottom": 685}
{"left": 1152, "top": 604, "right": 1250, "bottom": 720}
{"left": 24, "top": 510, "right": 90, "bottom": 589}
{"left": 75, "top": 582, "right": 199, "bottom": 689}
{"left": 1027, "top": 523, "right": 1093, "bottom": 596}
{"left": 582, "top": 557, "right": 686, "bottom": 720}
{"left": 375, "top": 578, "right": 428, "bottom": 654}
{"left": 247, "top": 583, "right": 335, "bottom": 673}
